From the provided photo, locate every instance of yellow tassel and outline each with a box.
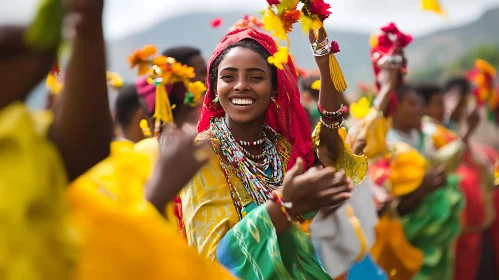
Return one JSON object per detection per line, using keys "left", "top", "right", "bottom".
{"left": 152, "top": 82, "right": 175, "bottom": 136}
{"left": 140, "top": 119, "right": 151, "bottom": 137}
{"left": 329, "top": 54, "right": 348, "bottom": 92}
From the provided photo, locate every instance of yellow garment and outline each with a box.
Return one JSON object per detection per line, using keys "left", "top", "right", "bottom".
{"left": 133, "top": 137, "right": 178, "bottom": 230}
{"left": 389, "top": 143, "right": 426, "bottom": 197}
{"left": 371, "top": 214, "right": 424, "bottom": 280}
{"left": 0, "top": 102, "right": 74, "bottom": 279}
{"left": 68, "top": 140, "right": 235, "bottom": 279}
{"left": 182, "top": 132, "right": 291, "bottom": 260}
{"left": 347, "top": 107, "right": 390, "bottom": 160}
{"left": 313, "top": 126, "right": 368, "bottom": 185}
{"left": 134, "top": 137, "right": 160, "bottom": 166}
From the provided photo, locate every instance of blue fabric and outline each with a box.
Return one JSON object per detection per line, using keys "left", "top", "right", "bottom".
{"left": 347, "top": 254, "right": 387, "bottom": 280}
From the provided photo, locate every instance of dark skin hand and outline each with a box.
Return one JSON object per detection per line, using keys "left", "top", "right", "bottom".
{"left": 146, "top": 126, "right": 210, "bottom": 216}
{"left": 397, "top": 164, "right": 446, "bottom": 216}
{"left": 267, "top": 158, "right": 353, "bottom": 234}
{"left": 0, "top": 26, "right": 56, "bottom": 109}
{"left": 49, "top": 0, "right": 112, "bottom": 181}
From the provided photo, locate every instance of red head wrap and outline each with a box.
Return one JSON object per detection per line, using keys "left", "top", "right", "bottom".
{"left": 198, "top": 28, "right": 314, "bottom": 169}
{"left": 370, "top": 22, "right": 413, "bottom": 115}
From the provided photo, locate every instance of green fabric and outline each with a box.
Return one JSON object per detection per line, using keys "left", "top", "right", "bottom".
{"left": 400, "top": 174, "right": 464, "bottom": 280}
{"left": 216, "top": 204, "right": 332, "bottom": 280}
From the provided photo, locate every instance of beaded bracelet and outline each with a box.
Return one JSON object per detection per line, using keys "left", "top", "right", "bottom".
{"left": 319, "top": 117, "right": 344, "bottom": 130}
{"left": 311, "top": 37, "right": 330, "bottom": 56}
{"left": 317, "top": 103, "right": 344, "bottom": 120}
{"left": 271, "top": 191, "right": 293, "bottom": 222}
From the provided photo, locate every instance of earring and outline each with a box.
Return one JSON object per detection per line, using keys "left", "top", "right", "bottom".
{"left": 213, "top": 96, "right": 219, "bottom": 103}
{"left": 271, "top": 97, "right": 280, "bottom": 111}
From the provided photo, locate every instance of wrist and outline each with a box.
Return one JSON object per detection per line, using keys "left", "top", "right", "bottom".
{"left": 266, "top": 200, "right": 291, "bottom": 234}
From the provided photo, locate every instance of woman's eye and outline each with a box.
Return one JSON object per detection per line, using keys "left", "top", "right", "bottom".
{"left": 250, "top": 76, "right": 263, "bottom": 81}
{"left": 220, "top": 75, "right": 234, "bottom": 81}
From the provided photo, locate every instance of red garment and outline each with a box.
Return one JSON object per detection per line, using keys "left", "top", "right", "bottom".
{"left": 198, "top": 27, "right": 314, "bottom": 170}
{"left": 454, "top": 149, "right": 499, "bottom": 280}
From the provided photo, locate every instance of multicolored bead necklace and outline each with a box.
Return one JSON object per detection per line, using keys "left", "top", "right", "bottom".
{"left": 211, "top": 117, "right": 284, "bottom": 210}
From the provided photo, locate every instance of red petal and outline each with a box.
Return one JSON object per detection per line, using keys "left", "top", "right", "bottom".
{"left": 210, "top": 18, "right": 222, "bottom": 28}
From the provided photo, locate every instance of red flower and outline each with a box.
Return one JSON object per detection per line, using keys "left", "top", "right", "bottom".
{"left": 309, "top": 0, "right": 332, "bottom": 21}
{"left": 330, "top": 41, "right": 340, "bottom": 53}
{"left": 281, "top": 9, "right": 301, "bottom": 33}
{"left": 267, "top": 0, "right": 281, "bottom": 5}
{"left": 210, "top": 17, "right": 222, "bottom": 28}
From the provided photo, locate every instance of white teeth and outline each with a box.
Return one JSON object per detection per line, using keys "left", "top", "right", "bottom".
{"left": 231, "top": 98, "right": 254, "bottom": 105}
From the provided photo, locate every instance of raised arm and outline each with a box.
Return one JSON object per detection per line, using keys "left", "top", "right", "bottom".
{"left": 308, "top": 28, "right": 343, "bottom": 159}
{"left": 49, "top": 0, "right": 112, "bottom": 181}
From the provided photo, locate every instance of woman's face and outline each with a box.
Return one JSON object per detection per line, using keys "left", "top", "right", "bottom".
{"left": 188, "top": 55, "right": 207, "bottom": 84}
{"left": 425, "top": 92, "right": 445, "bottom": 122}
{"left": 395, "top": 90, "right": 424, "bottom": 130}
{"left": 216, "top": 47, "right": 273, "bottom": 124}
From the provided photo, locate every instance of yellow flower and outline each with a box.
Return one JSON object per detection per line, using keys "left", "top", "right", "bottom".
{"left": 128, "top": 45, "right": 158, "bottom": 76}
{"left": 311, "top": 80, "right": 321, "bottom": 90}
{"left": 46, "top": 72, "right": 63, "bottom": 95}
{"left": 170, "top": 62, "right": 195, "bottom": 81}
{"left": 476, "top": 59, "right": 497, "bottom": 76}
{"left": 263, "top": 7, "right": 287, "bottom": 40}
{"left": 300, "top": 14, "right": 313, "bottom": 34}
{"left": 106, "top": 71, "right": 124, "bottom": 89}
{"left": 268, "top": 46, "right": 289, "bottom": 70}
{"left": 421, "top": 0, "right": 446, "bottom": 17}
{"left": 369, "top": 34, "right": 379, "bottom": 48}
{"left": 350, "top": 96, "right": 371, "bottom": 119}
{"left": 187, "top": 81, "right": 207, "bottom": 97}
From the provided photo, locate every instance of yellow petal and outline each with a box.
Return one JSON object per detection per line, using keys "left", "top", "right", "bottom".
{"left": 311, "top": 80, "right": 321, "bottom": 90}
{"left": 421, "top": 0, "right": 446, "bottom": 17}
{"left": 300, "top": 14, "right": 313, "bottom": 34}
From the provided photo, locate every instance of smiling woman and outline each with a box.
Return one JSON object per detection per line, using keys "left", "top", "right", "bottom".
{"left": 167, "top": 27, "right": 368, "bottom": 279}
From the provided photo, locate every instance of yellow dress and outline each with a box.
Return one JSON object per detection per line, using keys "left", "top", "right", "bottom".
{"left": 0, "top": 103, "right": 74, "bottom": 279}
{"left": 67, "top": 140, "right": 236, "bottom": 280}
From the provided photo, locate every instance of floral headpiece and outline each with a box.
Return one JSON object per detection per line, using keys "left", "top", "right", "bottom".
{"left": 347, "top": 83, "right": 376, "bottom": 119}
{"left": 128, "top": 45, "right": 206, "bottom": 134}
{"left": 466, "top": 59, "right": 498, "bottom": 121}
{"left": 263, "top": 0, "right": 347, "bottom": 91}
{"left": 370, "top": 22, "right": 413, "bottom": 82}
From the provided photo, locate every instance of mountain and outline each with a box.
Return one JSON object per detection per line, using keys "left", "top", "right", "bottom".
{"left": 26, "top": 7, "right": 499, "bottom": 109}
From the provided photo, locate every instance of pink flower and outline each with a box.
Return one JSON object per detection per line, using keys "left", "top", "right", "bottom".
{"left": 210, "top": 17, "right": 222, "bottom": 28}
{"left": 330, "top": 41, "right": 340, "bottom": 53}
{"left": 267, "top": 0, "right": 281, "bottom": 5}
{"left": 309, "top": 0, "right": 332, "bottom": 21}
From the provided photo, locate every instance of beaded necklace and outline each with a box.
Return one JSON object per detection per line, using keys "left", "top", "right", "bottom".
{"left": 211, "top": 117, "right": 284, "bottom": 213}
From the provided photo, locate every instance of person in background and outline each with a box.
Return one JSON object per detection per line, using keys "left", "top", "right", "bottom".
{"left": 114, "top": 84, "right": 149, "bottom": 143}
{"left": 163, "top": 46, "right": 207, "bottom": 84}
{"left": 385, "top": 85, "right": 464, "bottom": 280}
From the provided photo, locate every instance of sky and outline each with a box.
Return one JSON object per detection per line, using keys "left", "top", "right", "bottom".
{"left": 2, "top": 0, "right": 499, "bottom": 40}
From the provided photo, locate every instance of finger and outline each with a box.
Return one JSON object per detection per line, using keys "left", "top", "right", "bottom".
{"left": 323, "top": 192, "right": 351, "bottom": 209}
{"left": 289, "top": 158, "right": 306, "bottom": 178}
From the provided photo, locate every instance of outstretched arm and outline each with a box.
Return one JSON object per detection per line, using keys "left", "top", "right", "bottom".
{"left": 49, "top": 0, "right": 112, "bottom": 181}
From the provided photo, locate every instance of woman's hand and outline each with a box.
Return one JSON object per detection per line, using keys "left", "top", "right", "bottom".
{"left": 282, "top": 158, "right": 353, "bottom": 216}
{"left": 146, "top": 126, "right": 211, "bottom": 215}
{"left": 267, "top": 158, "right": 353, "bottom": 233}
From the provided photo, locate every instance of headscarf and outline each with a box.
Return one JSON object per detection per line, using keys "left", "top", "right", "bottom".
{"left": 198, "top": 28, "right": 314, "bottom": 169}
{"left": 370, "top": 22, "right": 413, "bottom": 116}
